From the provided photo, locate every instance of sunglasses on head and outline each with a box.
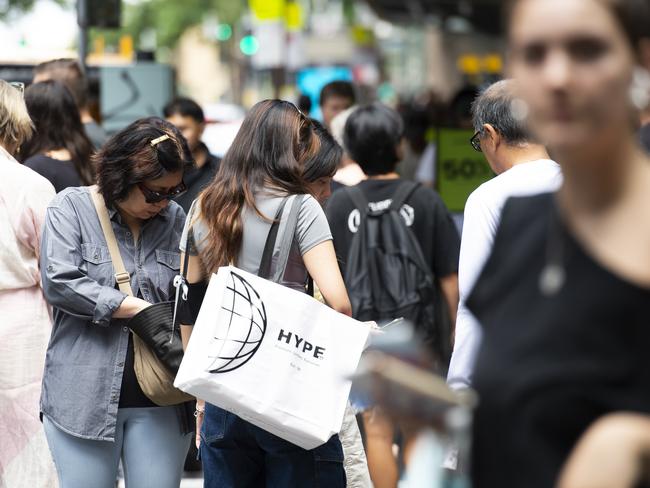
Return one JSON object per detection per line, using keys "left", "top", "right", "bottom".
{"left": 9, "top": 81, "right": 24, "bottom": 96}
{"left": 137, "top": 181, "right": 186, "bottom": 203}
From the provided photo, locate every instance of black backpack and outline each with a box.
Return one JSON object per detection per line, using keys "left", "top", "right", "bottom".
{"left": 343, "top": 181, "right": 442, "bottom": 358}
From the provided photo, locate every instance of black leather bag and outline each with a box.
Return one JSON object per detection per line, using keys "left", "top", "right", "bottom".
{"left": 126, "top": 228, "right": 194, "bottom": 374}
{"left": 127, "top": 301, "right": 185, "bottom": 373}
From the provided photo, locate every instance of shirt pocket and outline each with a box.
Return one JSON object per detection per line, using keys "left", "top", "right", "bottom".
{"left": 81, "top": 243, "right": 114, "bottom": 285}
{"left": 155, "top": 249, "right": 181, "bottom": 299}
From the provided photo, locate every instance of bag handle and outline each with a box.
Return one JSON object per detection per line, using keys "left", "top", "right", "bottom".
{"left": 89, "top": 186, "right": 133, "bottom": 297}
{"left": 270, "top": 195, "right": 305, "bottom": 283}
{"left": 172, "top": 201, "right": 205, "bottom": 336}
{"left": 258, "top": 197, "right": 289, "bottom": 280}
{"left": 258, "top": 194, "right": 305, "bottom": 284}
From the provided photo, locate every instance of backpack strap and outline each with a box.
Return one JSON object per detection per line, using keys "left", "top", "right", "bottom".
{"left": 345, "top": 186, "right": 369, "bottom": 215}
{"left": 389, "top": 181, "right": 421, "bottom": 212}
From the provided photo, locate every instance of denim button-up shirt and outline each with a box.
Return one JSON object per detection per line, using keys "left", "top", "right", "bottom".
{"left": 40, "top": 186, "right": 185, "bottom": 441}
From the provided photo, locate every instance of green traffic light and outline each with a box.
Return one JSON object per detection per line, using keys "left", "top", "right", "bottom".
{"left": 239, "top": 35, "right": 259, "bottom": 56}
{"left": 216, "top": 24, "right": 232, "bottom": 41}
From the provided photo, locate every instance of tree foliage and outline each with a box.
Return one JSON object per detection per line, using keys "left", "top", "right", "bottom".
{"left": 0, "top": 0, "right": 67, "bottom": 19}
{"left": 92, "top": 0, "right": 246, "bottom": 51}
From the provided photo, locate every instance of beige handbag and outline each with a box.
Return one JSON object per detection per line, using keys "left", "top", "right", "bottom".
{"left": 90, "top": 187, "right": 191, "bottom": 406}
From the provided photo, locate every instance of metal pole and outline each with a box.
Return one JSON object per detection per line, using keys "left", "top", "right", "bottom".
{"left": 77, "top": 0, "right": 88, "bottom": 73}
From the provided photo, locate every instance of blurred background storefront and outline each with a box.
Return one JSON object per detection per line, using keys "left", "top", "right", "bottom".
{"left": 0, "top": 0, "right": 504, "bottom": 215}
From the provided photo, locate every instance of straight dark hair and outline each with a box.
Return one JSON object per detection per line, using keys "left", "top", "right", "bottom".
{"left": 163, "top": 97, "right": 205, "bottom": 124}
{"left": 319, "top": 80, "right": 356, "bottom": 107}
{"left": 21, "top": 80, "right": 95, "bottom": 185}
{"left": 197, "top": 99, "right": 320, "bottom": 274}
{"left": 343, "top": 103, "right": 404, "bottom": 176}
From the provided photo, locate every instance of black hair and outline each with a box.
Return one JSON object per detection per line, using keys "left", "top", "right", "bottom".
{"left": 33, "top": 58, "right": 88, "bottom": 109}
{"left": 343, "top": 103, "right": 404, "bottom": 176}
{"left": 298, "top": 94, "right": 312, "bottom": 115}
{"left": 163, "top": 97, "right": 205, "bottom": 124}
{"left": 449, "top": 86, "right": 480, "bottom": 128}
{"left": 21, "top": 80, "right": 95, "bottom": 185}
{"left": 319, "top": 80, "right": 356, "bottom": 107}
{"left": 304, "top": 119, "right": 342, "bottom": 182}
{"left": 96, "top": 117, "right": 194, "bottom": 207}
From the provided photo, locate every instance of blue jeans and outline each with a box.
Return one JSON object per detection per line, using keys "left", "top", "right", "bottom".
{"left": 200, "top": 403, "right": 346, "bottom": 488}
{"left": 43, "top": 407, "right": 192, "bottom": 488}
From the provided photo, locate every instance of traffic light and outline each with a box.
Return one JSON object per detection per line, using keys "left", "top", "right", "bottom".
{"left": 86, "top": 0, "right": 121, "bottom": 29}
{"left": 240, "top": 35, "right": 259, "bottom": 56}
{"left": 216, "top": 24, "right": 233, "bottom": 42}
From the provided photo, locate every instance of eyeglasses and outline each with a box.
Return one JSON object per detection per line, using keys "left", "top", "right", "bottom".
{"left": 137, "top": 181, "right": 187, "bottom": 203}
{"left": 470, "top": 131, "right": 482, "bottom": 152}
{"left": 9, "top": 82, "right": 24, "bottom": 96}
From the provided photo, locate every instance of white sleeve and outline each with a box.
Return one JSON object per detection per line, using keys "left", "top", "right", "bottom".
{"left": 447, "top": 188, "right": 498, "bottom": 389}
{"left": 414, "top": 143, "right": 436, "bottom": 184}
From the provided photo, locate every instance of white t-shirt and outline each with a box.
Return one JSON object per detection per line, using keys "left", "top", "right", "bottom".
{"left": 414, "top": 143, "right": 437, "bottom": 186}
{"left": 447, "top": 159, "right": 562, "bottom": 389}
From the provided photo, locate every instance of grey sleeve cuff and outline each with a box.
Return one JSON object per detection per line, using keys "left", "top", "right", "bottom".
{"left": 92, "top": 287, "right": 128, "bottom": 326}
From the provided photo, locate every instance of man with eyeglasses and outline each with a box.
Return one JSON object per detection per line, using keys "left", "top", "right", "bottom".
{"left": 447, "top": 79, "right": 561, "bottom": 390}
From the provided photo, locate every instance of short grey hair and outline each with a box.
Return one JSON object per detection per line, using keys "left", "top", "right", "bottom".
{"left": 471, "top": 79, "right": 534, "bottom": 145}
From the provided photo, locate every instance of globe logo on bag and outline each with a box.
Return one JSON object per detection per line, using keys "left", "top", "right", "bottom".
{"left": 207, "top": 272, "right": 267, "bottom": 373}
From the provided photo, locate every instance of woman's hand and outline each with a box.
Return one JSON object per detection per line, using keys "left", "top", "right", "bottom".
{"left": 195, "top": 399, "right": 205, "bottom": 449}
{"left": 557, "top": 413, "right": 650, "bottom": 488}
{"left": 113, "top": 296, "right": 152, "bottom": 319}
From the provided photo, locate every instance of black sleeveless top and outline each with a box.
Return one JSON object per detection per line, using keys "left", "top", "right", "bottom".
{"left": 468, "top": 192, "right": 650, "bottom": 488}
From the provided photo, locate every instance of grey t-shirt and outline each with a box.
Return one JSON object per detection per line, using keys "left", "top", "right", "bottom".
{"left": 180, "top": 193, "right": 332, "bottom": 291}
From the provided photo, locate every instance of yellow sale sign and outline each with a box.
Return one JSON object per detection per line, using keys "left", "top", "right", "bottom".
{"left": 436, "top": 128, "right": 494, "bottom": 212}
{"left": 249, "top": 0, "right": 285, "bottom": 21}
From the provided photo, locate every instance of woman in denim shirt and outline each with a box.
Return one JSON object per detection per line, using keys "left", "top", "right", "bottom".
{"left": 40, "top": 117, "right": 194, "bottom": 488}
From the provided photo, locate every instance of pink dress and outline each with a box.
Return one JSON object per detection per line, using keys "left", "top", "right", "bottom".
{"left": 0, "top": 146, "right": 57, "bottom": 487}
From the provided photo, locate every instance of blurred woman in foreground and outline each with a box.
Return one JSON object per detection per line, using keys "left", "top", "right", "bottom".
{"left": 468, "top": 0, "right": 650, "bottom": 487}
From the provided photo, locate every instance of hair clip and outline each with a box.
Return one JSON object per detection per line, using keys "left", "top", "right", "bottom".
{"left": 150, "top": 134, "right": 170, "bottom": 147}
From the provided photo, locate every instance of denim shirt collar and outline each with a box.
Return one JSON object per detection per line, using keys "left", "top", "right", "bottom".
{"left": 107, "top": 202, "right": 170, "bottom": 224}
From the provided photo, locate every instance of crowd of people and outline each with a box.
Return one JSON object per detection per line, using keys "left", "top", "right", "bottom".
{"left": 2, "top": 0, "right": 650, "bottom": 487}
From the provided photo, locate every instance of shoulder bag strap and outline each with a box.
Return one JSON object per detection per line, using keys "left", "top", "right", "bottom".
{"left": 270, "top": 194, "right": 305, "bottom": 283}
{"left": 258, "top": 197, "right": 290, "bottom": 280}
{"left": 89, "top": 186, "right": 133, "bottom": 297}
{"left": 180, "top": 200, "right": 199, "bottom": 282}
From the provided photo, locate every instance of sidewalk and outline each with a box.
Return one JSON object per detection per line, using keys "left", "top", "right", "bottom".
{"left": 118, "top": 472, "right": 203, "bottom": 487}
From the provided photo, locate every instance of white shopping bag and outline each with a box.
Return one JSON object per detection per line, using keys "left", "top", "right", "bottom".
{"left": 174, "top": 265, "right": 371, "bottom": 450}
